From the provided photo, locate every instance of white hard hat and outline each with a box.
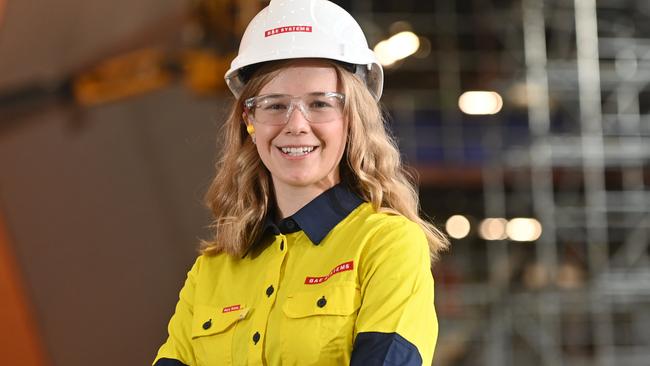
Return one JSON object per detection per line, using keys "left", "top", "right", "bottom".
{"left": 225, "top": 0, "right": 384, "bottom": 100}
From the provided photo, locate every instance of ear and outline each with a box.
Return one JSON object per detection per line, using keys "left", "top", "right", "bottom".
{"left": 242, "top": 112, "right": 255, "bottom": 134}
{"left": 242, "top": 112, "right": 256, "bottom": 144}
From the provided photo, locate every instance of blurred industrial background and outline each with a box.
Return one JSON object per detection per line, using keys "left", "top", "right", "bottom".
{"left": 0, "top": 0, "right": 648, "bottom": 365}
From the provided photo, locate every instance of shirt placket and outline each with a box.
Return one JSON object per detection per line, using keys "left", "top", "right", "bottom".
{"left": 247, "top": 234, "right": 288, "bottom": 365}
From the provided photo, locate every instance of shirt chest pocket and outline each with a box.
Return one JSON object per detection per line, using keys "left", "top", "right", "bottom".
{"left": 191, "top": 304, "right": 249, "bottom": 366}
{"left": 281, "top": 283, "right": 361, "bottom": 364}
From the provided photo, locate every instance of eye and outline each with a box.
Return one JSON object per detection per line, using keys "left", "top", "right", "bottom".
{"left": 261, "top": 102, "right": 289, "bottom": 111}
{"left": 309, "top": 99, "right": 333, "bottom": 109}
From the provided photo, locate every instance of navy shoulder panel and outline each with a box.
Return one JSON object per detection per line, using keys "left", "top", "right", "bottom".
{"left": 153, "top": 358, "right": 188, "bottom": 366}
{"left": 350, "top": 332, "right": 423, "bottom": 366}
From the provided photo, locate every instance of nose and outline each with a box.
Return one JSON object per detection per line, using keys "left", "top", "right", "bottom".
{"left": 283, "top": 103, "right": 310, "bottom": 135}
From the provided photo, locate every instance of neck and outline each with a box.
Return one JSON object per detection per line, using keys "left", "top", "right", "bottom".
{"left": 273, "top": 180, "right": 340, "bottom": 219}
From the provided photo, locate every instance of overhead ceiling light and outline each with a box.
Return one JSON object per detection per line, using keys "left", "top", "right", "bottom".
{"left": 373, "top": 31, "right": 421, "bottom": 67}
{"left": 374, "top": 40, "right": 396, "bottom": 67}
{"left": 506, "top": 218, "right": 542, "bottom": 242}
{"left": 458, "top": 91, "right": 504, "bottom": 115}
{"left": 388, "top": 31, "right": 420, "bottom": 60}
{"left": 445, "top": 215, "right": 471, "bottom": 239}
{"left": 478, "top": 218, "right": 508, "bottom": 240}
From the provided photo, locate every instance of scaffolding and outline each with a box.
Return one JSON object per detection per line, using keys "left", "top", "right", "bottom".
{"left": 350, "top": 0, "right": 650, "bottom": 365}
{"left": 511, "top": 1, "right": 650, "bottom": 365}
{"left": 480, "top": 0, "right": 650, "bottom": 365}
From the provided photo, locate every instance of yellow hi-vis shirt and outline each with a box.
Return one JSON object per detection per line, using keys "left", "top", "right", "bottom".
{"left": 153, "top": 184, "right": 438, "bottom": 366}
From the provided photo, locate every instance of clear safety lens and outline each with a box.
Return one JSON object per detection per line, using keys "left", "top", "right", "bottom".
{"left": 244, "top": 92, "right": 345, "bottom": 125}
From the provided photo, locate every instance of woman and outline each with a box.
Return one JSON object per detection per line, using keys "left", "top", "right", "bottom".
{"left": 153, "top": 1, "right": 448, "bottom": 365}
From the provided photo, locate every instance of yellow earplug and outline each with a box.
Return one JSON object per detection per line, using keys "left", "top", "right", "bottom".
{"left": 246, "top": 124, "right": 255, "bottom": 135}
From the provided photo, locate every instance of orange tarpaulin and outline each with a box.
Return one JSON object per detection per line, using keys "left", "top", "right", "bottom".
{"left": 0, "top": 0, "right": 5, "bottom": 27}
{"left": 0, "top": 209, "right": 49, "bottom": 366}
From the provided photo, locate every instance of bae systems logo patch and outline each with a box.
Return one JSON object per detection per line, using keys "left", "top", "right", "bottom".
{"left": 265, "top": 25, "right": 313, "bottom": 37}
{"left": 222, "top": 304, "right": 241, "bottom": 313}
{"left": 304, "top": 261, "right": 354, "bottom": 284}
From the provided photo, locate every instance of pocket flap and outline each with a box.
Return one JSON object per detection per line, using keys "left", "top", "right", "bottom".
{"left": 191, "top": 304, "right": 249, "bottom": 338}
{"left": 283, "top": 283, "right": 360, "bottom": 318}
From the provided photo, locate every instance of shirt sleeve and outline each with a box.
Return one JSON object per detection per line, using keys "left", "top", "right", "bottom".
{"left": 152, "top": 256, "right": 203, "bottom": 366}
{"left": 351, "top": 219, "right": 437, "bottom": 366}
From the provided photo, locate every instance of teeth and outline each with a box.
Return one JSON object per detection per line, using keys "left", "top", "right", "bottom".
{"left": 280, "top": 146, "right": 315, "bottom": 156}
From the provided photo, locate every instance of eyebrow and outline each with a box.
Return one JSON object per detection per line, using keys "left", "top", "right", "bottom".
{"left": 257, "top": 92, "right": 336, "bottom": 98}
{"left": 257, "top": 93, "right": 289, "bottom": 98}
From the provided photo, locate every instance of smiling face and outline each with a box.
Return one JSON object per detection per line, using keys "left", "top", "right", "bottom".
{"left": 246, "top": 60, "right": 348, "bottom": 195}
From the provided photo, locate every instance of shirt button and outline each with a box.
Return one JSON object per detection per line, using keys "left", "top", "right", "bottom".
{"left": 266, "top": 285, "right": 274, "bottom": 297}
{"left": 253, "top": 331, "right": 261, "bottom": 344}
{"left": 317, "top": 296, "right": 327, "bottom": 308}
{"left": 286, "top": 219, "right": 295, "bottom": 229}
{"left": 202, "top": 319, "right": 212, "bottom": 330}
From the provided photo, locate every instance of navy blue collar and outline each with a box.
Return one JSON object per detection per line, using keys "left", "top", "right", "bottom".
{"left": 262, "top": 184, "right": 364, "bottom": 245}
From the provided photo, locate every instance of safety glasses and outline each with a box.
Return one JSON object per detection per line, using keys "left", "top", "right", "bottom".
{"left": 244, "top": 92, "right": 345, "bottom": 125}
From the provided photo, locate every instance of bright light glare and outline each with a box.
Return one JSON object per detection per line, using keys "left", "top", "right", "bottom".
{"left": 373, "top": 31, "right": 420, "bottom": 66}
{"left": 445, "top": 215, "right": 471, "bottom": 239}
{"left": 506, "top": 218, "right": 542, "bottom": 242}
{"left": 374, "top": 40, "right": 396, "bottom": 67}
{"left": 458, "top": 91, "right": 504, "bottom": 115}
{"left": 389, "top": 31, "right": 420, "bottom": 59}
{"left": 479, "top": 218, "right": 508, "bottom": 240}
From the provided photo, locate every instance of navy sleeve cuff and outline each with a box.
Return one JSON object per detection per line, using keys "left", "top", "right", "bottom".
{"left": 350, "top": 332, "right": 423, "bottom": 366}
{"left": 153, "top": 358, "right": 188, "bottom": 366}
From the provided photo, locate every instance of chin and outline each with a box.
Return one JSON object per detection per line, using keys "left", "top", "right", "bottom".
{"left": 280, "top": 174, "right": 329, "bottom": 188}
{"left": 280, "top": 170, "right": 315, "bottom": 184}
{"left": 284, "top": 177, "right": 319, "bottom": 187}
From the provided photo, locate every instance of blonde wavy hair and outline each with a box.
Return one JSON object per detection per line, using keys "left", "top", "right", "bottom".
{"left": 202, "top": 59, "right": 449, "bottom": 261}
